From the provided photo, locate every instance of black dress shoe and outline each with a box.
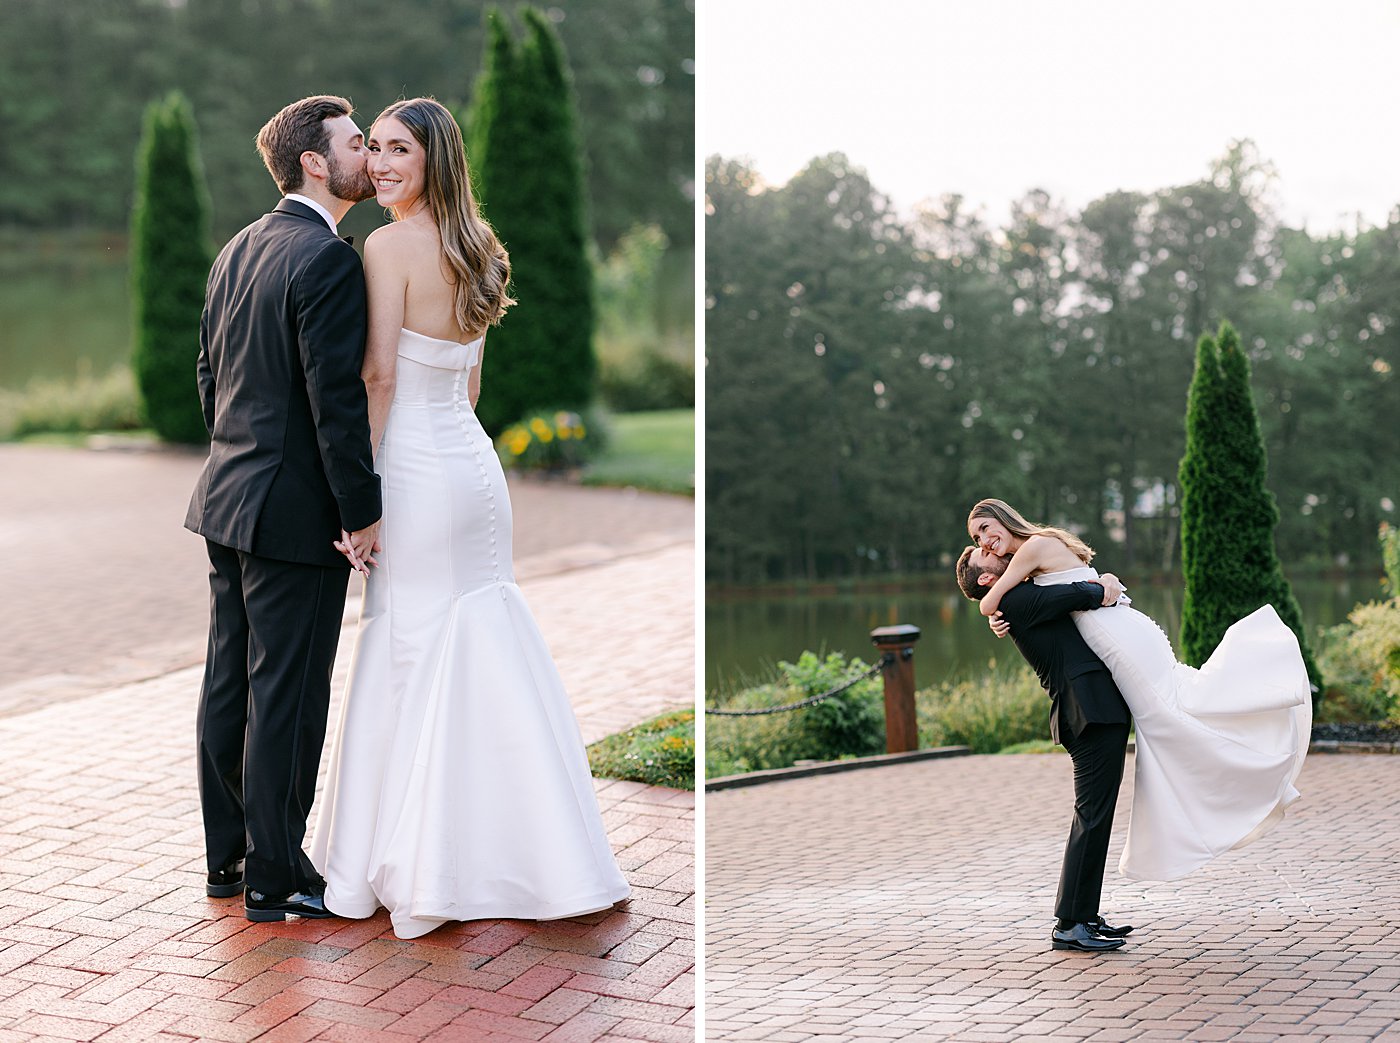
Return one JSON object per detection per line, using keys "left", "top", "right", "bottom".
{"left": 245, "top": 889, "right": 337, "bottom": 922}
{"left": 1052, "top": 922, "right": 1126, "bottom": 952}
{"left": 1091, "top": 914, "right": 1135, "bottom": 938}
{"left": 206, "top": 861, "right": 245, "bottom": 898}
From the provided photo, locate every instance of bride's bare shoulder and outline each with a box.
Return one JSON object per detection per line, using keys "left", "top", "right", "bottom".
{"left": 364, "top": 222, "right": 420, "bottom": 259}
{"left": 1023, "top": 534, "right": 1082, "bottom": 566}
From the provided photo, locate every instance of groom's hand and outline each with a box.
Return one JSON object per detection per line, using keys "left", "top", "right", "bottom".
{"left": 335, "top": 520, "right": 382, "bottom": 574}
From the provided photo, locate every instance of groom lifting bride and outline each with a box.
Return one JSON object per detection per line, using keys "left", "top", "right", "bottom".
{"left": 956, "top": 498, "right": 1311, "bottom": 954}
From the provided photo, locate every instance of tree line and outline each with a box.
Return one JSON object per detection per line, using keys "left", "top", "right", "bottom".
{"left": 0, "top": 0, "right": 693, "bottom": 250}
{"left": 705, "top": 144, "right": 1399, "bottom": 584}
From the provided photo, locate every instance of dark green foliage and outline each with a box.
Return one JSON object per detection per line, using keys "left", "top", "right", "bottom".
{"left": 466, "top": 7, "right": 596, "bottom": 434}
{"left": 705, "top": 142, "right": 1400, "bottom": 584}
{"left": 130, "top": 91, "right": 212, "bottom": 444}
{"left": 1178, "top": 321, "right": 1321, "bottom": 689}
{"left": 0, "top": 0, "right": 693, "bottom": 246}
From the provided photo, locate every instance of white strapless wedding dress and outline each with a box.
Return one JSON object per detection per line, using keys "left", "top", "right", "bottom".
{"left": 1035, "top": 567, "right": 1311, "bottom": 882}
{"left": 309, "top": 328, "right": 629, "bottom": 938}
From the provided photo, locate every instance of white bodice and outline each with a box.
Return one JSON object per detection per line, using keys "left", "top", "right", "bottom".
{"left": 391, "top": 328, "right": 485, "bottom": 408}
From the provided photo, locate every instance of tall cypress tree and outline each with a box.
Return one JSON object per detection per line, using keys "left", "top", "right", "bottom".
{"left": 1178, "top": 321, "right": 1321, "bottom": 690}
{"left": 465, "top": 6, "right": 596, "bottom": 434}
{"left": 131, "top": 91, "right": 213, "bottom": 444}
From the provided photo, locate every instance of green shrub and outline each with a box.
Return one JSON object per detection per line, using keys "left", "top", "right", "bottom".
{"left": 0, "top": 367, "right": 143, "bottom": 440}
{"left": 1178, "top": 321, "right": 1320, "bottom": 689}
{"left": 586, "top": 709, "right": 693, "bottom": 790}
{"left": 705, "top": 651, "right": 884, "bottom": 777}
{"left": 916, "top": 661, "right": 1050, "bottom": 754}
{"left": 130, "top": 91, "right": 213, "bottom": 444}
{"left": 1317, "top": 599, "right": 1400, "bottom": 723}
{"left": 467, "top": 8, "right": 596, "bottom": 434}
{"left": 599, "top": 346, "right": 694, "bottom": 412}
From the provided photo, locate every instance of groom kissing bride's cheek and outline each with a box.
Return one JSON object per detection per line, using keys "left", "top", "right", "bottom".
{"left": 185, "top": 94, "right": 628, "bottom": 935}
{"left": 955, "top": 499, "right": 1311, "bottom": 953}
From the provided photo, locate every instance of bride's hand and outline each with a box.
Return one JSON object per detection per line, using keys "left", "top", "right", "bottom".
{"left": 1098, "top": 573, "right": 1124, "bottom": 605}
{"left": 987, "top": 611, "right": 1011, "bottom": 639}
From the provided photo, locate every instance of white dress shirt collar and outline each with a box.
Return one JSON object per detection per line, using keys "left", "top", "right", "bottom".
{"left": 283, "top": 193, "right": 338, "bottom": 235}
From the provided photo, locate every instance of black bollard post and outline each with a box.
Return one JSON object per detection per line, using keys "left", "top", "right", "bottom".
{"left": 870, "top": 624, "right": 921, "bottom": 754}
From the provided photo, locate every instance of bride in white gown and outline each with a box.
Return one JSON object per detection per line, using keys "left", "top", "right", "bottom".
{"left": 969, "top": 499, "right": 1310, "bottom": 882}
{"left": 309, "top": 98, "right": 629, "bottom": 938}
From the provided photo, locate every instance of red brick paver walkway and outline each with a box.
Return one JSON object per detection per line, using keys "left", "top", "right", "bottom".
{"left": 706, "top": 753, "right": 1400, "bottom": 1041}
{"left": 0, "top": 443, "right": 696, "bottom": 1040}
{"left": 1, "top": 443, "right": 693, "bottom": 707}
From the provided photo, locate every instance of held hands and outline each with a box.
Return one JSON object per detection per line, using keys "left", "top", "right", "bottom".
{"left": 1098, "top": 573, "right": 1124, "bottom": 606}
{"left": 987, "top": 611, "right": 1011, "bottom": 638}
{"left": 334, "top": 520, "right": 382, "bottom": 575}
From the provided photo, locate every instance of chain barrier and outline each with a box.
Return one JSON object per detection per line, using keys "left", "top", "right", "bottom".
{"left": 705, "top": 651, "right": 896, "bottom": 717}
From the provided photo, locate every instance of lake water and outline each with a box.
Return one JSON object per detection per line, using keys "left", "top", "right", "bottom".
{"left": 0, "top": 233, "right": 131, "bottom": 389}
{"left": 0, "top": 232, "right": 695, "bottom": 392}
{"left": 705, "top": 573, "right": 1381, "bottom": 696}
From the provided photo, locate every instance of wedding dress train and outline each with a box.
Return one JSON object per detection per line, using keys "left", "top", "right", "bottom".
{"left": 1035, "top": 567, "right": 1311, "bottom": 881}
{"left": 310, "top": 328, "right": 630, "bottom": 938}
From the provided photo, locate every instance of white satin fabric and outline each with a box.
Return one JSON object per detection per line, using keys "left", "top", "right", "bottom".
{"left": 310, "top": 328, "right": 630, "bottom": 938}
{"left": 1035, "top": 567, "right": 1311, "bottom": 882}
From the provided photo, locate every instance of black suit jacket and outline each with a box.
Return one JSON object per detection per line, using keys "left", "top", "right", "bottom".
{"left": 998, "top": 581, "right": 1131, "bottom": 744}
{"left": 185, "top": 199, "right": 381, "bottom": 568}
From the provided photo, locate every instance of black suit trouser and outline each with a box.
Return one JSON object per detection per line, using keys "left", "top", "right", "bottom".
{"left": 196, "top": 540, "right": 347, "bottom": 896}
{"left": 1055, "top": 722, "right": 1130, "bottom": 923}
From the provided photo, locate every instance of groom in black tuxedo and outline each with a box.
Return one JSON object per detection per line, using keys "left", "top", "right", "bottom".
{"left": 185, "top": 95, "right": 380, "bottom": 921}
{"left": 956, "top": 547, "right": 1134, "bottom": 952}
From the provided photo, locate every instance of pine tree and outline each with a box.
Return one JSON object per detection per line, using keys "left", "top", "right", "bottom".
{"left": 1178, "top": 321, "right": 1321, "bottom": 690}
{"left": 131, "top": 91, "right": 213, "bottom": 444}
{"left": 465, "top": 6, "right": 596, "bottom": 434}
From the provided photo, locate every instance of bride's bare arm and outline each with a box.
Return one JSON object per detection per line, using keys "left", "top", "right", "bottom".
{"left": 978, "top": 535, "right": 1054, "bottom": 617}
{"left": 362, "top": 228, "right": 410, "bottom": 454}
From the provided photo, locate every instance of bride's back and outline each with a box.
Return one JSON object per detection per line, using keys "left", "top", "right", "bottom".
{"left": 389, "top": 220, "right": 484, "bottom": 345}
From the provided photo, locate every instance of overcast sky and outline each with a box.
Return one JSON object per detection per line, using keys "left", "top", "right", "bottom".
{"left": 700, "top": 0, "right": 1400, "bottom": 233}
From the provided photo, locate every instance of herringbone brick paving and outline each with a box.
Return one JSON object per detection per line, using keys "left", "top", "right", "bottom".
{"left": 706, "top": 753, "right": 1400, "bottom": 1041}
{"left": 0, "top": 443, "right": 693, "bottom": 706}
{"left": 0, "top": 648, "right": 693, "bottom": 1043}
{"left": 2, "top": 443, "right": 695, "bottom": 1040}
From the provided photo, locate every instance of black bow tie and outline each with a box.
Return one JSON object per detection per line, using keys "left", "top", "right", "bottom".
{"left": 341, "top": 234, "right": 355, "bottom": 246}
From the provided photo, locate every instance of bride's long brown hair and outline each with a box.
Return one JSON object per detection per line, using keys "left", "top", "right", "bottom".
{"left": 375, "top": 97, "right": 514, "bottom": 334}
{"left": 967, "top": 498, "right": 1095, "bottom": 564}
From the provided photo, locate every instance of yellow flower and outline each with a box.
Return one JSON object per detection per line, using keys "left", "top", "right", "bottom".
{"left": 557, "top": 426, "right": 573, "bottom": 440}
{"left": 572, "top": 424, "right": 586, "bottom": 439}
{"left": 529, "top": 417, "right": 550, "bottom": 437}
{"left": 538, "top": 428, "right": 554, "bottom": 443}
{"left": 502, "top": 426, "right": 530, "bottom": 457}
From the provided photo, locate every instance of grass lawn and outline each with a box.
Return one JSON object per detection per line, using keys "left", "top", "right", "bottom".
{"left": 583, "top": 409, "right": 693, "bottom": 495}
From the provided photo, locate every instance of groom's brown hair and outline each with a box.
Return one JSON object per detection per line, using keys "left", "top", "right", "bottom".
{"left": 955, "top": 546, "right": 988, "bottom": 601}
{"left": 256, "top": 95, "right": 354, "bottom": 195}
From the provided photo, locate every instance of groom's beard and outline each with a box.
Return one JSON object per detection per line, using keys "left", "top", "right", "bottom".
{"left": 327, "top": 152, "right": 376, "bottom": 204}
